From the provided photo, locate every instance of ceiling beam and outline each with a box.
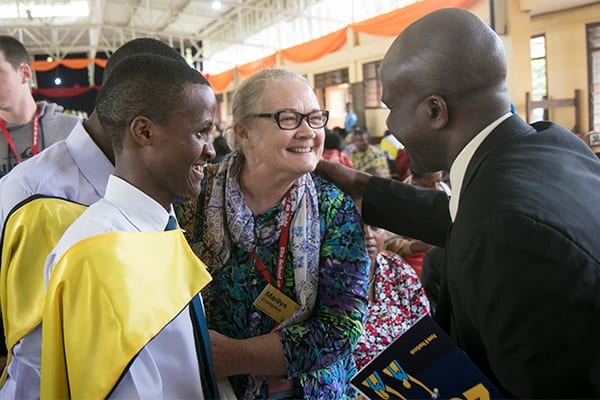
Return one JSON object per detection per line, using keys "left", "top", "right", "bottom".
{"left": 152, "top": 0, "right": 192, "bottom": 32}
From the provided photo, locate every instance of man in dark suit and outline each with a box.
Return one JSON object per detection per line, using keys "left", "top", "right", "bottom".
{"left": 317, "top": 7, "right": 600, "bottom": 398}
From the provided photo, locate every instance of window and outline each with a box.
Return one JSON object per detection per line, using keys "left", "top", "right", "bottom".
{"left": 363, "top": 60, "right": 384, "bottom": 108}
{"left": 587, "top": 23, "right": 600, "bottom": 131}
{"left": 530, "top": 35, "right": 548, "bottom": 122}
{"left": 314, "top": 68, "right": 349, "bottom": 89}
{"left": 314, "top": 68, "right": 350, "bottom": 129}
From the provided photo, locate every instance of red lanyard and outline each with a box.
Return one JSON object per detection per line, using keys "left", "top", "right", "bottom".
{"left": 252, "top": 194, "right": 293, "bottom": 290}
{"left": 0, "top": 106, "right": 41, "bottom": 164}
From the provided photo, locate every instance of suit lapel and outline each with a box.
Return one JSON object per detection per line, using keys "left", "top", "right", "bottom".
{"left": 459, "top": 115, "right": 535, "bottom": 203}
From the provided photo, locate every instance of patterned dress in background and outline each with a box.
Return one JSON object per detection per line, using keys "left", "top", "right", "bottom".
{"left": 347, "top": 145, "right": 392, "bottom": 178}
{"left": 353, "top": 251, "right": 430, "bottom": 370}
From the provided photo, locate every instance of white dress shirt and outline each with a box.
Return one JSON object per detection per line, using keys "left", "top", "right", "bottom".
{"left": 449, "top": 113, "right": 512, "bottom": 221}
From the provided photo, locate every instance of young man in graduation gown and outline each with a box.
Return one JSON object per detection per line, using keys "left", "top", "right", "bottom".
{"left": 40, "top": 54, "right": 219, "bottom": 399}
{"left": 9, "top": 54, "right": 218, "bottom": 399}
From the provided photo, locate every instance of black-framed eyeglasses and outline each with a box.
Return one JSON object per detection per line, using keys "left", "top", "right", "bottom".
{"left": 252, "top": 109, "right": 329, "bottom": 130}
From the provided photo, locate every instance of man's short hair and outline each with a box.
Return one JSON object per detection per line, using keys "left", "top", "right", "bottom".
{"left": 103, "top": 38, "right": 184, "bottom": 84}
{"left": 0, "top": 35, "right": 29, "bottom": 70}
{"left": 96, "top": 54, "right": 210, "bottom": 153}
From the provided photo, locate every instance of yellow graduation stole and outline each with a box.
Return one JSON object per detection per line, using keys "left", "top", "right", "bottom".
{"left": 40, "top": 229, "right": 212, "bottom": 399}
{"left": 0, "top": 197, "right": 86, "bottom": 385}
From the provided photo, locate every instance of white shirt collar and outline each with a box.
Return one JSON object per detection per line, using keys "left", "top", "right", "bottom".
{"left": 448, "top": 112, "right": 512, "bottom": 221}
{"left": 103, "top": 174, "right": 172, "bottom": 231}
{"left": 65, "top": 121, "right": 114, "bottom": 198}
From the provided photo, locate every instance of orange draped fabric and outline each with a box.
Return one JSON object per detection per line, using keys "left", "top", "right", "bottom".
{"left": 31, "top": 58, "right": 95, "bottom": 71}
{"left": 350, "top": 0, "right": 479, "bottom": 36}
{"left": 279, "top": 28, "right": 348, "bottom": 64}
{"left": 95, "top": 59, "right": 108, "bottom": 68}
{"left": 30, "top": 60, "right": 60, "bottom": 72}
{"left": 61, "top": 59, "right": 93, "bottom": 69}
{"left": 237, "top": 54, "right": 277, "bottom": 78}
{"left": 206, "top": 69, "right": 234, "bottom": 92}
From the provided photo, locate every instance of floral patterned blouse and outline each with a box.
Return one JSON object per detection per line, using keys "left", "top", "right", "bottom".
{"left": 353, "top": 251, "right": 430, "bottom": 370}
{"left": 192, "top": 175, "right": 370, "bottom": 399}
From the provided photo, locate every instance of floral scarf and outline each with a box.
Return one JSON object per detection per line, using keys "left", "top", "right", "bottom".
{"left": 199, "top": 151, "right": 320, "bottom": 327}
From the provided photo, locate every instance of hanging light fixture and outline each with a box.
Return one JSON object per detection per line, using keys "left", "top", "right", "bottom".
{"left": 211, "top": 0, "right": 222, "bottom": 11}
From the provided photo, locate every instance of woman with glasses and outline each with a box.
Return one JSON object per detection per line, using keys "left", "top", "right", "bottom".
{"left": 180, "top": 68, "right": 369, "bottom": 399}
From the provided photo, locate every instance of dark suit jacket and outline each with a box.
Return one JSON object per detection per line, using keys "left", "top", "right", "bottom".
{"left": 362, "top": 115, "right": 600, "bottom": 398}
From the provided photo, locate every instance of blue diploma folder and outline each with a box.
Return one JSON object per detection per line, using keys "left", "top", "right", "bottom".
{"left": 350, "top": 315, "right": 505, "bottom": 400}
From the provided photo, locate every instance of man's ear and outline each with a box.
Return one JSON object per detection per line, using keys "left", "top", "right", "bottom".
{"left": 424, "top": 94, "right": 448, "bottom": 130}
{"left": 20, "top": 64, "right": 33, "bottom": 85}
{"left": 129, "top": 116, "right": 154, "bottom": 146}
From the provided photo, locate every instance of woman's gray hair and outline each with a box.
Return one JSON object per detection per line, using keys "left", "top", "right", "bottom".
{"left": 231, "top": 68, "right": 310, "bottom": 126}
{"left": 222, "top": 126, "right": 240, "bottom": 151}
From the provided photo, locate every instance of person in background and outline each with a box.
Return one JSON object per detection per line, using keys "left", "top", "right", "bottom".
{"left": 0, "top": 35, "right": 80, "bottom": 177}
{"left": 346, "top": 127, "right": 391, "bottom": 178}
{"left": 344, "top": 102, "right": 358, "bottom": 134}
{"left": 322, "top": 130, "right": 353, "bottom": 168}
{"left": 40, "top": 54, "right": 218, "bottom": 399}
{"left": 180, "top": 68, "right": 369, "bottom": 399}
{"left": 317, "top": 7, "right": 600, "bottom": 397}
{"left": 392, "top": 147, "right": 410, "bottom": 181}
{"left": 353, "top": 197, "right": 429, "bottom": 370}
{"left": 210, "top": 134, "right": 232, "bottom": 164}
{"left": 332, "top": 125, "right": 348, "bottom": 141}
{"left": 0, "top": 38, "right": 192, "bottom": 398}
